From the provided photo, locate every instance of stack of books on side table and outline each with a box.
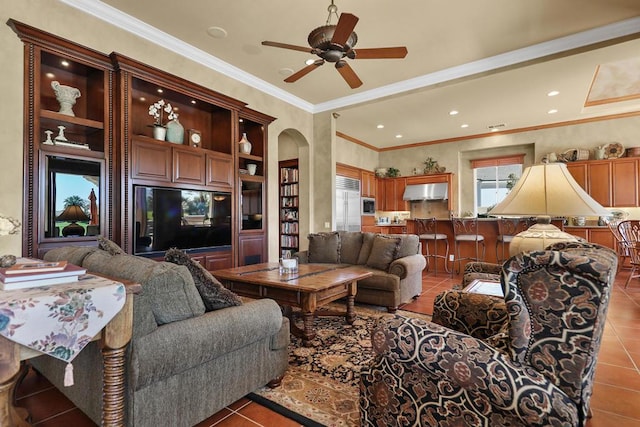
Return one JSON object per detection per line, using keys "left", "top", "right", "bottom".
{"left": 0, "top": 258, "right": 87, "bottom": 291}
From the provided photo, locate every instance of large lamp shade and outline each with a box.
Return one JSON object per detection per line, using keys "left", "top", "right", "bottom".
{"left": 489, "top": 162, "right": 610, "bottom": 255}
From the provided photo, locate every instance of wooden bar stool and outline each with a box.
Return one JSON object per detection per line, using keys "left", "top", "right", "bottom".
{"left": 414, "top": 218, "right": 450, "bottom": 275}
{"left": 451, "top": 217, "right": 485, "bottom": 275}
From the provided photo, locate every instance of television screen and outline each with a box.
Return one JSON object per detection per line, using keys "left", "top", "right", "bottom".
{"left": 134, "top": 186, "right": 232, "bottom": 255}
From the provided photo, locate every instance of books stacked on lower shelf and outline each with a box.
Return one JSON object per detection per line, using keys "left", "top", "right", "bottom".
{"left": 0, "top": 258, "right": 87, "bottom": 291}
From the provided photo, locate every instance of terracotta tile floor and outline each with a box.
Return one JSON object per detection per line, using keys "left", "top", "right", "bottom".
{"left": 15, "top": 269, "right": 640, "bottom": 426}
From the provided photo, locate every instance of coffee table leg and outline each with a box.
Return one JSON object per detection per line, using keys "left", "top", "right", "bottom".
{"left": 301, "top": 312, "right": 316, "bottom": 346}
{"left": 346, "top": 295, "right": 356, "bottom": 324}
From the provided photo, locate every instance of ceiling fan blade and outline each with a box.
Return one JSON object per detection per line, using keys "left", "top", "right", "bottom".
{"left": 262, "top": 41, "right": 313, "bottom": 54}
{"left": 331, "top": 13, "right": 359, "bottom": 46}
{"left": 353, "top": 47, "right": 408, "bottom": 59}
{"left": 284, "top": 61, "right": 324, "bottom": 83}
{"left": 335, "top": 62, "right": 363, "bottom": 89}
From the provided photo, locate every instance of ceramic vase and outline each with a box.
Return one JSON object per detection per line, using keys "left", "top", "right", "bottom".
{"left": 153, "top": 126, "right": 167, "bottom": 141}
{"left": 247, "top": 163, "right": 257, "bottom": 175}
{"left": 238, "top": 133, "right": 252, "bottom": 154}
{"left": 165, "top": 119, "right": 184, "bottom": 144}
{"left": 51, "top": 80, "right": 81, "bottom": 117}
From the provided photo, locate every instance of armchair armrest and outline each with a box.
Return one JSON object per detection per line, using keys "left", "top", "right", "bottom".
{"left": 362, "top": 315, "right": 578, "bottom": 426}
{"left": 462, "top": 261, "right": 502, "bottom": 286}
{"left": 388, "top": 254, "right": 426, "bottom": 279}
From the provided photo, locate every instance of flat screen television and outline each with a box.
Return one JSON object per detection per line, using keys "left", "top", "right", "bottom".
{"left": 133, "top": 185, "right": 232, "bottom": 255}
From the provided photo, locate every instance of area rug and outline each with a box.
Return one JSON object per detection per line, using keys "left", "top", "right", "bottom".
{"left": 249, "top": 304, "right": 431, "bottom": 427}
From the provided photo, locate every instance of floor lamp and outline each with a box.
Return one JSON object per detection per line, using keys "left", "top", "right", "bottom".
{"left": 489, "top": 162, "right": 610, "bottom": 256}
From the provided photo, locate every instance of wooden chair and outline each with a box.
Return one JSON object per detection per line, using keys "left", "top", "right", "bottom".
{"left": 414, "top": 218, "right": 450, "bottom": 275}
{"left": 617, "top": 220, "right": 640, "bottom": 288}
{"left": 605, "top": 218, "right": 627, "bottom": 272}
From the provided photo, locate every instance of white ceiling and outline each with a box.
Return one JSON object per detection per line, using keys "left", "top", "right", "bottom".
{"left": 65, "top": 0, "right": 640, "bottom": 149}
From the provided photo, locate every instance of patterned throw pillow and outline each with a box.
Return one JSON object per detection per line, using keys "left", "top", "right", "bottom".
{"left": 366, "top": 235, "right": 401, "bottom": 271}
{"left": 307, "top": 232, "right": 341, "bottom": 263}
{"left": 97, "top": 235, "right": 125, "bottom": 255}
{"left": 164, "top": 247, "right": 242, "bottom": 311}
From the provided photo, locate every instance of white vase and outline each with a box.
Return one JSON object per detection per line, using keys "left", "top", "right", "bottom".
{"left": 247, "top": 163, "right": 257, "bottom": 175}
{"left": 153, "top": 126, "right": 167, "bottom": 141}
{"left": 165, "top": 119, "right": 184, "bottom": 144}
{"left": 238, "top": 133, "right": 252, "bottom": 154}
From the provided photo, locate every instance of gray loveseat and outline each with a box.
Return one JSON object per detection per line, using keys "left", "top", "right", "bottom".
{"left": 31, "top": 246, "right": 290, "bottom": 427}
{"left": 295, "top": 231, "right": 426, "bottom": 312}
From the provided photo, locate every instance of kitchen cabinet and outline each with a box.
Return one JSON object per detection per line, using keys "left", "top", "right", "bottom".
{"left": 381, "top": 177, "right": 408, "bottom": 211}
{"left": 361, "top": 170, "right": 376, "bottom": 198}
{"left": 566, "top": 227, "right": 615, "bottom": 250}
{"left": 566, "top": 158, "right": 639, "bottom": 208}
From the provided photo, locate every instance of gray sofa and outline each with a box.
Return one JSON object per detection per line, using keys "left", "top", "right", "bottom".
{"left": 31, "top": 246, "right": 290, "bottom": 427}
{"left": 295, "top": 231, "right": 426, "bottom": 312}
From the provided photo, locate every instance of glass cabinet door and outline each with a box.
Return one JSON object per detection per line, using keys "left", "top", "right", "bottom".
{"left": 241, "top": 180, "right": 262, "bottom": 230}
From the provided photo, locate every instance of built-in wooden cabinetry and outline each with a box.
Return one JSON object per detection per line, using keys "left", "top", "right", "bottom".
{"left": 10, "top": 20, "right": 114, "bottom": 258}
{"left": 12, "top": 20, "right": 274, "bottom": 268}
{"left": 378, "top": 178, "right": 408, "bottom": 211}
{"left": 279, "top": 159, "right": 300, "bottom": 258}
{"left": 566, "top": 226, "right": 615, "bottom": 250}
{"left": 566, "top": 158, "right": 639, "bottom": 207}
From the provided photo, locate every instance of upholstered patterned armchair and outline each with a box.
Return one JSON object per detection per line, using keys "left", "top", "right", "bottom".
{"left": 360, "top": 242, "right": 617, "bottom": 427}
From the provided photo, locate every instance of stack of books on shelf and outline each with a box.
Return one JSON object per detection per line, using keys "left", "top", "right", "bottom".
{"left": 0, "top": 258, "right": 87, "bottom": 291}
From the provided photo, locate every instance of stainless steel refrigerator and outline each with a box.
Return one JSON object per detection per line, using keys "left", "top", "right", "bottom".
{"left": 336, "top": 176, "right": 362, "bottom": 231}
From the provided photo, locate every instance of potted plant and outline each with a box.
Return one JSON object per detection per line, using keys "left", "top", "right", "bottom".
{"left": 148, "top": 99, "right": 177, "bottom": 141}
{"left": 386, "top": 167, "right": 400, "bottom": 178}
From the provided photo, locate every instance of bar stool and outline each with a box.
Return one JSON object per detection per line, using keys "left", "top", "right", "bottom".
{"left": 451, "top": 217, "right": 485, "bottom": 275}
{"left": 414, "top": 218, "right": 450, "bottom": 275}
{"left": 495, "top": 217, "right": 533, "bottom": 262}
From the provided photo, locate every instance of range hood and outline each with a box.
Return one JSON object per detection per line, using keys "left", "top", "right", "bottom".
{"left": 402, "top": 183, "right": 448, "bottom": 200}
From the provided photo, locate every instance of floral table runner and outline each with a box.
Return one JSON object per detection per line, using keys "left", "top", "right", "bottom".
{"left": 0, "top": 274, "right": 126, "bottom": 385}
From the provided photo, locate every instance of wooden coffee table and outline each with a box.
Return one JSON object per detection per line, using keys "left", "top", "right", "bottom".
{"left": 212, "top": 263, "right": 372, "bottom": 346}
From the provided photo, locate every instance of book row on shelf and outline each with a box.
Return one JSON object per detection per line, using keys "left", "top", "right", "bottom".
{"left": 280, "top": 235, "right": 299, "bottom": 249}
{"left": 280, "top": 167, "right": 299, "bottom": 184}
{"left": 281, "top": 222, "right": 299, "bottom": 234}
{"left": 281, "top": 183, "right": 299, "bottom": 196}
{"left": 282, "top": 197, "right": 299, "bottom": 208}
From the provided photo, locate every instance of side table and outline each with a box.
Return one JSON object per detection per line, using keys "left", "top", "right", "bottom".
{"left": 0, "top": 274, "right": 141, "bottom": 427}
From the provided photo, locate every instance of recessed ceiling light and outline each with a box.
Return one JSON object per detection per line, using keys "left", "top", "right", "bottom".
{"left": 239, "top": 118, "right": 244, "bottom": 123}
{"left": 547, "top": 90, "right": 559, "bottom": 97}
{"left": 449, "top": 110, "right": 459, "bottom": 116}
{"left": 60, "top": 60, "right": 69, "bottom": 67}
{"left": 206, "top": 26, "right": 228, "bottom": 39}
{"left": 139, "top": 97, "right": 146, "bottom": 102}
{"left": 278, "top": 68, "right": 294, "bottom": 76}
{"left": 395, "top": 134, "right": 403, "bottom": 138}
{"left": 191, "top": 100, "right": 197, "bottom": 104}
{"left": 490, "top": 128, "right": 499, "bottom": 132}
{"left": 157, "top": 88, "right": 163, "bottom": 94}
{"left": 461, "top": 124, "right": 469, "bottom": 128}
{"left": 377, "top": 124, "right": 384, "bottom": 129}
{"left": 45, "top": 72, "right": 55, "bottom": 79}
{"left": 548, "top": 109, "right": 558, "bottom": 114}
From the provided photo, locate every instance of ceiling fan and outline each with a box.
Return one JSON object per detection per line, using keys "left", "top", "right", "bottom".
{"left": 261, "top": 0, "right": 408, "bottom": 89}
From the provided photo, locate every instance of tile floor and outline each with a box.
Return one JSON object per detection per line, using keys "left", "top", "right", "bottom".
{"left": 15, "top": 269, "right": 640, "bottom": 426}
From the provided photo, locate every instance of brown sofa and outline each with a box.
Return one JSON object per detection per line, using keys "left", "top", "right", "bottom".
{"left": 294, "top": 231, "right": 426, "bottom": 312}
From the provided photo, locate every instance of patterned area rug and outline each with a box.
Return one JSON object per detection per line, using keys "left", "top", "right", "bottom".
{"left": 250, "top": 304, "right": 431, "bottom": 427}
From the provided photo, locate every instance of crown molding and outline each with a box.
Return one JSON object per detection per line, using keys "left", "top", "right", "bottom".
{"left": 61, "top": 1, "right": 640, "bottom": 116}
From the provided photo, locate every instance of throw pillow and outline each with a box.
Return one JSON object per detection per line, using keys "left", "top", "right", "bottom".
{"left": 366, "top": 235, "right": 401, "bottom": 271}
{"left": 307, "top": 232, "right": 340, "bottom": 263}
{"left": 164, "top": 247, "right": 242, "bottom": 311}
{"left": 97, "top": 235, "right": 125, "bottom": 255}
